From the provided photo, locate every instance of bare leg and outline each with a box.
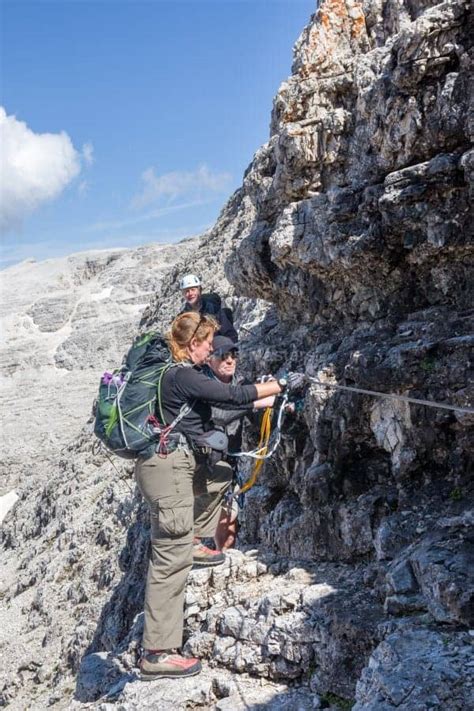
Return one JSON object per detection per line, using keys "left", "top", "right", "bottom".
{"left": 214, "top": 504, "right": 238, "bottom": 550}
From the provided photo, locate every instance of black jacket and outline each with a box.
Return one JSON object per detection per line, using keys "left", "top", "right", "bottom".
{"left": 202, "top": 366, "right": 255, "bottom": 454}
{"left": 182, "top": 293, "right": 238, "bottom": 342}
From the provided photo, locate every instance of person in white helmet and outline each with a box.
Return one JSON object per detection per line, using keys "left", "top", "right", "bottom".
{"left": 179, "top": 273, "right": 238, "bottom": 342}
{"left": 179, "top": 273, "right": 202, "bottom": 309}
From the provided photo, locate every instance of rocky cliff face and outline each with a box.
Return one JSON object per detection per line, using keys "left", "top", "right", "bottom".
{"left": 1, "top": 1, "right": 473, "bottom": 709}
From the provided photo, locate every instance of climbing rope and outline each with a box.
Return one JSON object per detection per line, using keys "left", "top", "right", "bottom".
{"left": 230, "top": 392, "right": 289, "bottom": 461}
{"left": 231, "top": 392, "right": 289, "bottom": 495}
{"left": 229, "top": 373, "right": 472, "bottom": 496}
{"left": 238, "top": 407, "right": 272, "bottom": 494}
{"left": 306, "top": 377, "right": 474, "bottom": 415}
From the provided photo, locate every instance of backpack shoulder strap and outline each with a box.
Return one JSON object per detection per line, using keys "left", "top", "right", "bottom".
{"left": 156, "top": 362, "right": 196, "bottom": 429}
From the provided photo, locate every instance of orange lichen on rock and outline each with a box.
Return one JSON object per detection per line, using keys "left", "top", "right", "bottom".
{"left": 350, "top": 6, "right": 367, "bottom": 38}
{"left": 297, "top": 0, "right": 367, "bottom": 77}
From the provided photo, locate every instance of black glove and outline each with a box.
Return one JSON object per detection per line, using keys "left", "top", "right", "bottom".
{"left": 286, "top": 371, "right": 307, "bottom": 392}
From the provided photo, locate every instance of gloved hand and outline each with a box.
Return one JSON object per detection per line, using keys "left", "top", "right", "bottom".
{"left": 286, "top": 371, "right": 307, "bottom": 392}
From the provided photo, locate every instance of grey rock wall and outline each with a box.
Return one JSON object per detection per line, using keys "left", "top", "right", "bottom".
{"left": 0, "top": 0, "right": 472, "bottom": 709}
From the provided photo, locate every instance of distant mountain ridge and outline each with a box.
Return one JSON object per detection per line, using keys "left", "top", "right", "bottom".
{"left": 0, "top": 240, "right": 199, "bottom": 492}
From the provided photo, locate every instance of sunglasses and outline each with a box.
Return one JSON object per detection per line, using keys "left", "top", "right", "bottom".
{"left": 189, "top": 315, "right": 205, "bottom": 342}
{"left": 216, "top": 350, "right": 238, "bottom": 361}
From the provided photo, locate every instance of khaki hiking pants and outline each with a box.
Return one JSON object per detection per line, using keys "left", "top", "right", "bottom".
{"left": 135, "top": 448, "right": 232, "bottom": 651}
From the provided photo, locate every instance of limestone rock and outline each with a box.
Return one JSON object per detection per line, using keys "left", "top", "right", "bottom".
{"left": 0, "top": 0, "right": 472, "bottom": 709}
{"left": 0, "top": 241, "right": 198, "bottom": 492}
{"left": 354, "top": 624, "right": 474, "bottom": 710}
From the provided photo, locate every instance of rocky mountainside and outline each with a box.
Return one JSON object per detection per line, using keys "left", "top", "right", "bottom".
{"left": 1, "top": 1, "right": 473, "bottom": 709}
{"left": 0, "top": 240, "right": 198, "bottom": 493}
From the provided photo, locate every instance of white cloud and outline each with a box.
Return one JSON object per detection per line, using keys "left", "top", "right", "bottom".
{"left": 131, "top": 164, "right": 232, "bottom": 210}
{"left": 89, "top": 199, "right": 211, "bottom": 233}
{"left": 77, "top": 180, "right": 89, "bottom": 195}
{"left": 0, "top": 107, "right": 82, "bottom": 233}
{"left": 82, "top": 142, "right": 94, "bottom": 165}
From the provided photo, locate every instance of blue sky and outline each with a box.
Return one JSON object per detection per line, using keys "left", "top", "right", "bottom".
{"left": 1, "top": 0, "right": 315, "bottom": 268}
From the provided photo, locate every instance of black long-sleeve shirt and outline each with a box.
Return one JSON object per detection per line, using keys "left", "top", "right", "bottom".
{"left": 159, "top": 364, "right": 257, "bottom": 441}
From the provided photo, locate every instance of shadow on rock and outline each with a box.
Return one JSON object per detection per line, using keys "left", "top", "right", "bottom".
{"left": 75, "top": 650, "right": 139, "bottom": 703}
{"left": 75, "top": 496, "right": 149, "bottom": 701}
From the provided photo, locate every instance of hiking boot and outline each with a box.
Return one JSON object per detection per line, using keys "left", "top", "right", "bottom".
{"left": 192, "top": 540, "right": 225, "bottom": 567}
{"left": 140, "top": 650, "right": 202, "bottom": 680}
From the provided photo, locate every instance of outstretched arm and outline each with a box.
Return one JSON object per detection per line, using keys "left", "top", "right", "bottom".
{"left": 253, "top": 395, "right": 275, "bottom": 409}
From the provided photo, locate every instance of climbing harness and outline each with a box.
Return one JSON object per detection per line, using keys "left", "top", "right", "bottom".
{"left": 229, "top": 392, "right": 289, "bottom": 495}
{"left": 151, "top": 365, "right": 196, "bottom": 457}
{"left": 229, "top": 392, "right": 289, "bottom": 462}
{"left": 305, "top": 377, "right": 474, "bottom": 415}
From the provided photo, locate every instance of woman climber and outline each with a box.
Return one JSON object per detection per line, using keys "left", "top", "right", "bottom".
{"left": 135, "top": 311, "right": 304, "bottom": 680}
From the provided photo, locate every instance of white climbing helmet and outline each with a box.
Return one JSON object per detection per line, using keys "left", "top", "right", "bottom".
{"left": 179, "top": 273, "right": 201, "bottom": 290}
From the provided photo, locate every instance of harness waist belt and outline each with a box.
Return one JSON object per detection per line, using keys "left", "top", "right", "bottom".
{"left": 158, "top": 433, "right": 190, "bottom": 454}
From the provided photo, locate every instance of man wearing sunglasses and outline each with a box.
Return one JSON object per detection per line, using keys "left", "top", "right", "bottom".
{"left": 179, "top": 273, "right": 238, "bottom": 342}
{"left": 201, "top": 335, "right": 276, "bottom": 549}
{"left": 207, "top": 339, "right": 240, "bottom": 382}
{"left": 205, "top": 335, "right": 275, "bottom": 422}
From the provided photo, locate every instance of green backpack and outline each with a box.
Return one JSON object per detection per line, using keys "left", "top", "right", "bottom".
{"left": 93, "top": 332, "right": 192, "bottom": 459}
